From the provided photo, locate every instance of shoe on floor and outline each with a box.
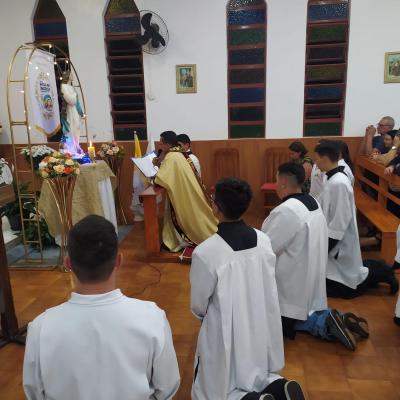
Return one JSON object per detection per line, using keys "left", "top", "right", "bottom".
{"left": 343, "top": 312, "right": 369, "bottom": 338}
{"left": 284, "top": 380, "right": 305, "bottom": 400}
{"left": 327, "top": 309, "right": 357, "bottom": 351}
{"left": 259, "top": 395, "right": 275, "bottom": 400}
{"left": 394, "top": 316, "right": 400, "bottom": 326}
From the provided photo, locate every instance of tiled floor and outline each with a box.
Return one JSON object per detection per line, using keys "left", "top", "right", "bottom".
{"left": 0, "top": 219, "right": 399, "bottom": 400}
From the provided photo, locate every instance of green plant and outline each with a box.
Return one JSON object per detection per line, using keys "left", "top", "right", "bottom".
{"left": 23, "top": 200, "right": 55, "bottom": 249}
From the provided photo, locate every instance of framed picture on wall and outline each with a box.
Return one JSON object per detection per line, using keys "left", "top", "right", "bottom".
{"left": 176, "top": 64, "right": 197, "bottom": 94}
{"left": 384, "top": 52, "right": 400, "bottom": 83}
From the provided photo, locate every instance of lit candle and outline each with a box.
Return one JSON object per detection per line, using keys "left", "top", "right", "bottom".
{"left": 88, "top": 141, "right": 96, "bottom": 160}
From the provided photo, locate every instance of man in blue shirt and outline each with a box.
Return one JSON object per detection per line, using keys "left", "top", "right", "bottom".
{"left": 362, "top": 116, "right": 395, "bottom": 155}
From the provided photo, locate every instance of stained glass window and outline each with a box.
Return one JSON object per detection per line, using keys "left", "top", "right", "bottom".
{"left": 227, "top": 0, "right": 266, "bottom": 138}
{"left": 308, "top": 2, "right": 349, "bottom": 22}
{"left": 106, "top": 0, "right": 139, "bottom": 15}
{"left": 230, "top": 88, "right": 265, "bottom": 103}
{"left": 229, "top": 29, "right": 265, "bottom": 46}
{"left": 33, "top": 0, "right": 69, "bottom": 143}
{"left": 306, "top": 65, "right": 346, "bottom": 83}
{"left": 105, "top": 0, "right": 147, "bottom": 140}
{"left": 228, "top": 0, "right": 265, "bottom": 8}
{"left": 308, "top": 25, "right": 347, "bottom": 44}
{"left": 105, "top": 16, "right": 140, "bottom": 34}
{"left": 34, "top": 0, "right": 64, "bottom": 20}
{"left": 230, "top": 107, "right": 264, "bottom": 121}
{"left": 303, "top": 1, "right": 350, "bottom": 137}
{"left": 230, "top": 69, "right": 264, "bottom": 84}
{"left": 228, "top": 9, "right": 266, "bottom": 25}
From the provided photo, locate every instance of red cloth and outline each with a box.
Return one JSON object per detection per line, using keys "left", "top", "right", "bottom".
{"left": 261, "top": 182, "right": 277, "bottom": 191}
{"left": 180, "top": 246, "right": 196, "bottom": 261}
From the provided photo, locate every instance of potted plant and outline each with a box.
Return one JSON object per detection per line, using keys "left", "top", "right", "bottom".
{"left": 21, "top": 145, "right": 55, "bottom": 170}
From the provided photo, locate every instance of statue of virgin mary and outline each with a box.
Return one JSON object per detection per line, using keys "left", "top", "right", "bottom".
{"left": 60, "top": 71, "right": 84, "bottom": 156}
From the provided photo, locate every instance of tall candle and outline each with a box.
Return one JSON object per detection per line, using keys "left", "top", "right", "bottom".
{"left": 88, "top": 141, "right": 95, "bottom": 160}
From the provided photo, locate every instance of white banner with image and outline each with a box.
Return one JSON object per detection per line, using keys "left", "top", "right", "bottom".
{"left": 28, "top": 50, "right": 61, "bottom": 138}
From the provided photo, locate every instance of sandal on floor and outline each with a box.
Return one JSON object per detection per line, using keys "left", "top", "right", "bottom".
{"left": 342, "top": 313, "right": 369, "bottom": 338}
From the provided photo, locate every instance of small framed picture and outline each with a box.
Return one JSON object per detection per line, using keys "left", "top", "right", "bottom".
{"left": 384, "top": 52, "right": 400, "bottom": 83}
{"left": 176, "top": 64, "right": 197, "bottom": 94}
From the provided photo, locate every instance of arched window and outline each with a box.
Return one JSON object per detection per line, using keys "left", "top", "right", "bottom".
{"left": 227, "top": 0, "right": 267, "bottom": 139}
{"left": 303, "top": 0, "right": 350, "bottom": 137}
{"left": 33, "top": 0, "right": 69, "bottom": 142}
{"left": 104, "top": 0, "right": 147, "bottom": 141}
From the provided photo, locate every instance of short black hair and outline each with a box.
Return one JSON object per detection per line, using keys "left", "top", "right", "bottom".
{"left": 160, "top": 131, "right": 178, "bottom": 146}
{"left": 278, "top": 162, "right": 305, "bottom": 185}
{"left": 68, "top": 215, "right": 118, "bottom": 283}
{"left": 314, "top": 141, "right": 340, "bottom": 162}
{"left": 334, "top": 140, "right": 354, "bottom": 171}
{"left": 214, "top": 177, "right": 252, "bottom": 220}
{"left": 176, "top": 134, "right": 191, "bottom": 144}
{"left": 289, "top": 141, "right": 308, "bottom": 158}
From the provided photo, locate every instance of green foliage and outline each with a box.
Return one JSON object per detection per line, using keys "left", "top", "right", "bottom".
{"left": 23, "top": 201, "right": 55, "bottom": 249}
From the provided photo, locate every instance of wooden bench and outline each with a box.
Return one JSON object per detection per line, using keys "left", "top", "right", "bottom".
{"left": 355, "top": 156, "right": 400, "bottom": 263}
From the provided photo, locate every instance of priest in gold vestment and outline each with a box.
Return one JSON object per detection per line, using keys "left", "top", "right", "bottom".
{"left": 154, "top": 131, "right": 218, "bottom": 252}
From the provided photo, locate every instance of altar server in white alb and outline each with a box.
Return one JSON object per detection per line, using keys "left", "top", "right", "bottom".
{"left": 190, "top": 177, "right": 305, "bottom": 400}
{"left": 177, "top": 133, "right": 201, "bottom": 176}
{"left": 310, "top": 139, "right": 354, "bottom": 199}
{"left": 262, "top": 162, "right": 368, "bottom": 351}
{"left": 23, "top": 215, "right": 180, "bottom": 400}
{"left": 314, "top": 141, "right": 398, "bottom": 298}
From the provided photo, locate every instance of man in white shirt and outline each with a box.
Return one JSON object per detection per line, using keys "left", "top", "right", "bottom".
{"left": 262, "top": 162, "right": 365, "bottom": 351}
{"left": 191, "top": 177, "right": 305, "bottom": 400}
{"left": 314, "top": 141, "right": 398, "bottom": 298}
{"left": 23, "top": 215, "right": 180, "bottom": 400}
{"left": 177, "top": 133, "right": 201, "bottom": 176}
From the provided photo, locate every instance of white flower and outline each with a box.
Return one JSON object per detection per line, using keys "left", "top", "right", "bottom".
{"left": 41, "top": 170, "right": 49, "bottom": 178}
{"left": 112, "top": 146, "right": 119, "bottom": 153}
{"left": 65, "top": 159, "right": 74, "bottom": 166}
{"left": 106, "top": 149, "right": 114, "bottom": 156}
{"left": 48, "top": 157, "right": 58, "bottom": 163}
{"left": 38, "top": 161, "right": 47, "bottom": 170}
{"left": 53, "top": 165, "right": 65, "bottom": 174}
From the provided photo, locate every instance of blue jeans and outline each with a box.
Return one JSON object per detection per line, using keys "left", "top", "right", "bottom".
{"left": 295, "top": 309, "right": 332, "bottom": 340}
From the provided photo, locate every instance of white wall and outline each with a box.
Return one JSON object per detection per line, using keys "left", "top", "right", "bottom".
{"left": 0, "top": 0, "right": 399, "bottom": 144}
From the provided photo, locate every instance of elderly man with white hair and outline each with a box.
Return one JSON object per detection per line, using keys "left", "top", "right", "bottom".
{"left": 362, "top": 116, "right": 396, "bottom": 155}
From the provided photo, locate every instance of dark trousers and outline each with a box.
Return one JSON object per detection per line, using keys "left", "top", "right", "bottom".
{"left": 326, "top": 259, "right": 394, "bottom": 299}
{"left": 242, "top": 379, "right": 288, "bottom": 400}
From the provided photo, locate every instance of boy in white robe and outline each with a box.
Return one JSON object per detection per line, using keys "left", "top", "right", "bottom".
{"left": 190, "top": 177, "right": 305, "bottom": 400}
{"left": 314, "top": 141, "right": 398, "bottom": 298}
{"left": 177, "top": 133, "right": 201, "bottom": 176}
{"left": 310, "top": 140, "right": 354, "bottom": 199}
{"left": 262, "top": 162, "right": 366, "bottom": 351}
{"left": 23, "top": 215, "right": 180, "bottom": 400}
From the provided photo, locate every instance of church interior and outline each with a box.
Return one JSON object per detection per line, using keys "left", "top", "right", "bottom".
{"left": 0, "top": 0, "right": 400, "bottom": 399}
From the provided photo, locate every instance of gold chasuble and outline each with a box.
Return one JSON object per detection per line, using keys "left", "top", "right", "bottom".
{"left": 155, "top": 149, "right": 218, "bottom": 252}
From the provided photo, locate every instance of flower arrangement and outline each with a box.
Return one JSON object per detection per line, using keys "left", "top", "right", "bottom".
{"left": 38, "top": 152, "right": 80, "bottom": 179}
{"left": 0, "top": 158, "right": 8, "bottom": 176}
{"left": 97, "top": 142, "right": 125, "bottom": 159}
{"left": 21, "top": 145, "right": 55, "bottom": 170}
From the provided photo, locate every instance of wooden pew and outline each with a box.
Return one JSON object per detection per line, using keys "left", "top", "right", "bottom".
{"left": 355, "top": 156, "right": 400, "bottom": 263}
{"left": 139, "top": 185, "right": 181, "bottom": 263}
{"left": 0, "top": 184, "right": 26, "bottom": 347}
